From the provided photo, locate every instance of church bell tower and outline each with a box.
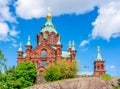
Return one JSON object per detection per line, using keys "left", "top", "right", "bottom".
{"left": 94, "top": 46, "right": 106, "bottom": 76}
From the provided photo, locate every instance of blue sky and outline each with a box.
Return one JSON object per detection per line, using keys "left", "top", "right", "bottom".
{"left": 0, "top": 0, "right": 120, "bottom": 76}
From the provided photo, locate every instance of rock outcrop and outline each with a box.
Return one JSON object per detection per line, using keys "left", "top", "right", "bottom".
{"left": 26, "top": 77, "right": 120, "bottom": 89}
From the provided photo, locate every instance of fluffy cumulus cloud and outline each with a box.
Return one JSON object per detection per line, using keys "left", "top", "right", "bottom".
{"left": 0, "top": 0, "right": 16, "bottom": 22}
{"left": 15, "top": 0, "right": 97, "bottom": 19}
{"left": 80, "top": 0, "right": 120, "bottom": 47}
{"left": 92, "top": 1, "right": 120, "bottom": 41}
{"left": 0, "top": 0, "right": 19, "bottom": 45}
{"left": 1, "top": 0, "right": 120, "bottom": 47}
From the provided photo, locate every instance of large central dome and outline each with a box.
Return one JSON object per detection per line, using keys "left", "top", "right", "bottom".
{"left": 40, "top": 9, "right": 57, "bottom": 34}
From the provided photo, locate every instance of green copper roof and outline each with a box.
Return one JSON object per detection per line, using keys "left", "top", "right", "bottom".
{"left": 26, "top": 36, "right": 31, "bottom": 46}
{"left": 41, "top": 16, "right": 57, "bottom": 34}
{"left": 96, "top": 46, "right": 104, "bottom": 61}
{"left": 62, "top": 51, "right": 71, "bottom": 58}
{"left": 18, "top": 42, "right": 22, "bottom": 52}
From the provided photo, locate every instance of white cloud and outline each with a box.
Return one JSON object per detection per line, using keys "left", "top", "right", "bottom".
{"left": 92, "top": 1, "right": 120, "bottom": 41}
{"left": 0, "top": 0, "right": 16, "bottom": 22}
{"left": 80, "top": 40, "right": 90, "bottom": 47}
{"left": 12, "top": 43, "right": 18, "bottom": 47}
{"left": 80, "top": 1, "right": 120, "bottom": 47}
{"left": 106, "top": 65, "right": 116, "bottom": 71}
{"left": 1, "top": 0, "right": 120, "bottom": 47}
{"left": 0, "top": 22, "right": 9, "bottom": 41}
{"left": 9, "top": 29, "right": 20, "bottom": 37}
{"left": 15, "top": 0, "right": 97, "bottom": 19}
{"left": 110, "top": 65, "right": 116, "bottom": 69}
{"left": 0, "top": 0, "right": 20, "bottom": 47}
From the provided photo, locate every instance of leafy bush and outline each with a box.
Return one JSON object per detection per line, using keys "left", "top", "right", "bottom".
{"left": 113, "top": 86, "right": 120, "bottom": 89}
{"left": 43, "top": 64, "right": 61, "bottom": 81}
{"left": 101, "top": 74, "right": 112, "bottom": 80}
{"left": 0, "top": 66, "right": 21, "bottom": 89}
{"left": 56, "top": 60, "right": 77, "bottom": 79}
{"left": 15, "top": 61, "right": 37, "bottom": 88}
{"left": 43, "top": 60, "right": 77, "bottom": 81}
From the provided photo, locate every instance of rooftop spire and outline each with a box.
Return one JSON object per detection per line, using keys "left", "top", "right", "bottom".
{"left": 18, "top": 42, "right": 22, "bottom": 52}
{"left": 97, "top": 46, "right": 100, "bottom": 53}
{"left": 26, "top": 35, "right": 31, "bottom": 46}
{"left": 72, "top": 41, "right": 75, "bottom": 51}
{"left": 46, "top": 7, "right": 52, "bottom": 19}
{"left": 96, "top": 46, "right": 104, "bottom": 61}
{"left": 68, "top": 41, "right": 72, "bottom": 48}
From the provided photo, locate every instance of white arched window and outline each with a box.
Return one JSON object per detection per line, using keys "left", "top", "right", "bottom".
{"left": 42, "top": 50, "right": 47, "bottom": 58}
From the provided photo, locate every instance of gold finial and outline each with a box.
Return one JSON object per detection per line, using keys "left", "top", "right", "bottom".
{"left": 46, "top": 7, "right": 52, "bottom": 19}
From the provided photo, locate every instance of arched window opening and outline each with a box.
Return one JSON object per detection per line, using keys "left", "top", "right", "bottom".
{"left": 97, "top": 66, "right": 100, "bottom": 70}
{"left": 101, "top": 64, "right": 104, "bottom": 69}
{"left": 42, "top": 50, "right": 47, "bottom": 58}
{"left": 42, "top": 61, "right": 46, "bottom": 67}
{"left": 51, "top": 35, "right": 54, "bottom": 44}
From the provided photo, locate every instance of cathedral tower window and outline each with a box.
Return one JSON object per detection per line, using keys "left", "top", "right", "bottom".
{"left": 42, "top": 61, "right": 46, "bottom": 67}
{"left": 42, "top": 50, "right": 47, "bottom": 58}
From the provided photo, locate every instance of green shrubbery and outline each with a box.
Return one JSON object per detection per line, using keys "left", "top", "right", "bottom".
{"left": 113, "top": 86, "right": 120, "bottom": 89}
{"left": 101, "top": 74, "right": 112, "bottom": 80}
{"left": 43, "top": 60, "right": 77, "bottom": 81}
{"left": 43, "top": 64, "right": 61, "bottom": 81}
{"left": 0, "top": 61, "right": 37, "bottom": 89}
{"left": 15, "top": 62, "right": 37, "bottom": 88}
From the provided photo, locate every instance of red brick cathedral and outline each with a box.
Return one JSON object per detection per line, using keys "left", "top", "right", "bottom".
{"left": 17, "top": 10, "right": 76, "bottom": 73}
{"left": 94, "top": 46, "right": 106, "bottom": 76}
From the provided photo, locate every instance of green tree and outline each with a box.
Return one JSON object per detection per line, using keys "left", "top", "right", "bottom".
{"left": 0, "top": 66, "right": 20, "bottom": 89}
{"left": 56, "top": 60, "right": 77, "bottom": 79}
{"left": 0, "top": 50, "right": 7, "bottom": 72}
{"left": 43, "top": 60, "right": 78, "bottom": 81}
{"left": 43, "top": 64, "right": 61, "bottom": 81}
{"left": 15, "top": 62, "right": 37, "bottom": 89}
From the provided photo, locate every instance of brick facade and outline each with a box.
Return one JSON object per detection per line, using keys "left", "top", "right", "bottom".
{"left": 17, "top": 11, "right": 76, "bottom": 73}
